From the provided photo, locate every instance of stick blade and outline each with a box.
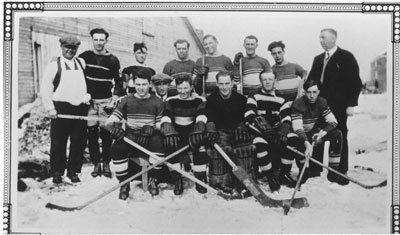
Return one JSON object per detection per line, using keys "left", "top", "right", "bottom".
{"left": 289, "top": 197, "right": 310, "bottom": 209}
{"left": 365, "top": 179, "right": 387, "bottom": 189}
{"left": 45, "top": 202, "right": 80, "bottom": 211}
{"left": 283, "top": 197, "right": 309, "bottom": 215}
{"left": 232, "top": 167, "right": 281, "bottom": 207}
{"left": 283, "top": 203, "right": 291, "bottom": 215}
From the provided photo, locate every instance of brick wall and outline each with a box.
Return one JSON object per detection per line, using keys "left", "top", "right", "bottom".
{"left": 17, "top": 17, "right": 204, "bottom": 107}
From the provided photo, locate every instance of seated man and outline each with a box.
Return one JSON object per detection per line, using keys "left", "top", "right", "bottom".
{"left": 160, "top": 74, "right": 209, "bottom": 195}
{"left": 289, "top": 79, "right": 345, "bottom": 185}
{"left": 205, "top": 70, "right": 254, "bottom": 196}
{"left": 105, "top": 67, "right": 164, "bottom": 200}
{"left": 244, "top": 71, "right": 293, "bottom": 192}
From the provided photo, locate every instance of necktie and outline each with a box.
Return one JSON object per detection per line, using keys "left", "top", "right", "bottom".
{"left": 320, "top": 52, "right": 330, "bottom": 83}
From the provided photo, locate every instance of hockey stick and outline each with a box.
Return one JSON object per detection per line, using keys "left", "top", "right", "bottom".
{"left": 239, "top": 58, "right": 243, "bottom": 95}
{"left": 57, "top": 114, "right": 106, "bottom": 122}
{"left": 201, "top": 55, "right": 206, "bottom": 97}
{"left": 287, "top": 146, "right": 387, "bottom": 189}
{"left": 214, "top": 143, "right": 309, "bottom": 209}
{"left": 283, "top": 142, "right": 315, "bottom": 215}
{"left": 57, "top": 114, "right": 126, "bottom": 124}
{"left": 123, "top": 137, "right": 238, "bottom": 200}
{"left": 45, "top": 145, "right": 189, "bottom": 211}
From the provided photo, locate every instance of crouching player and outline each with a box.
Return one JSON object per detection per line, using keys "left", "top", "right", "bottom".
{"left": 289, "top": 79, "right": 344, "bottom": 185}
{"left": 105, "top": 67, "right": 165, "bottom": 200}
{"left": 205, "top": 70, "right": 255, "bottom": 196}
{"left": 244, "top": 70, "right": 294, "bottom": 192}
{"left": 160, "top": 74, "right": 209, "bottom": 195}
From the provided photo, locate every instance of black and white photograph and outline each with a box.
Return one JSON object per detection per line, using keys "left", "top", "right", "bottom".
{"left": 2, "top": 1, "right": 398, "bottom": 234}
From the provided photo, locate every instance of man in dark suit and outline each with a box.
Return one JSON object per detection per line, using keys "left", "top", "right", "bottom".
{"left": 307, "top": 28, "right": 362, "bottom": 185}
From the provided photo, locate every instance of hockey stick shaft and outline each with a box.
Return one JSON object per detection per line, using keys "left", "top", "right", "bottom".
{"left": 57, "top": 114, "right": 106, "bottom": 122}
{"left": 239, "top": 58, "right": 243, "bottom": 95}
{"left": 123, "top": 137, "right": 229, "bottom": 199}
{"left": 284, "top": 142, "right": 315, "bottom": 215}
{"left": 286, "top": 145, "right": 387, "bottom": 189}
{"left": 45, "top": 145, "right": 189, "bottom": 211}
{"left": 202, "top": 55, "right": 206, "bottom": 97}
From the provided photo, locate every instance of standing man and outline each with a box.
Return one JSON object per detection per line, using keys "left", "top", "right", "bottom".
{"left": 268, "top": 41, "right": 307, "bottom": 102}
{"left": 160, "top": 75, "right": 209, "bottom": 195}
{"left": 40, "top": 34, "right": 91, "bottom": 184}
{"left": 233, "top": 35, "right": 272, "bottom": 96}
{"left": 106, "top": 67, "right": 164, "bottom": 200}
{"left": 194, "top": 34, "right": 233, "bottom": 96}
{"left": 307, "top": 28, "right": 362, "bottom": 184}
{"left": 79, "top": 28, "right": 123, "bottom": 178}
{"left": 122, "top": 42, "right": 156, "bottom": 94}
{"left": 163, "top": 39, "right": 196, "bottom": 96}
{"left": 205, "top": 70, "right": 254, "bottom": 196}
{"left": 244, "top": 70, "right": 294, "bottom": 192}
{"left": 151, "top": 73, "right": 173, "bottom": 101}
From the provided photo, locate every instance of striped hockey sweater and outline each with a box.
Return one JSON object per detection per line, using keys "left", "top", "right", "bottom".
{"left": 244, "top": 89, "right": 292, "bottom": 128}
{"left": 291, "top": 96, "right": 337, "bottom": 142}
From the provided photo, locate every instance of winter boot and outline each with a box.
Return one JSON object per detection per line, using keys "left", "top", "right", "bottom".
{"left": 52, "top": 175, "right": 62, "bottom": 184}
{"left": 279, "top": 165, "right": 297, "bottom": 188}
{"left": 148, "top": 178, "right": 159, "bottom": 196}
{"left": 194, "top": 172, "right": 208, "bottom": 194}
{"left": 67, "top": 172, "right": 80, "bottom": 183}
{"left": 91, "top": 163, "right": 102, "bottom": 177}
{"left": 328, "top": 170, "right": 350, "bottom": 185}
{"left": 263, "top": 170, "right": 280, "bottom": 192}
{"left": 119, "top": 183, "right": 130, "bottom": 200}
{"left": 171, "top": 171, "right": 184, "bottom": 195}
{"left": 148, "top": 168, "right": 160, "bottom": 196}
{"left": 102, "top": 162, "right": 112, "bottom": 178}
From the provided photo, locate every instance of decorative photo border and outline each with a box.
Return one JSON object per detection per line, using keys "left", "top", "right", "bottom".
{"left": 2, "top": 1, "right": 399, "bottom": 234}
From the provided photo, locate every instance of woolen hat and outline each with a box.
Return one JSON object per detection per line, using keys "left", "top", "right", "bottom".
{"left": 151, "top": 73, "right": 173, "bottom": 84}
{"left": 133, "top": 42, "right": 147, "bottom": 52}
{"left": 59, "top": 34, "right": 81, "bottom": 47}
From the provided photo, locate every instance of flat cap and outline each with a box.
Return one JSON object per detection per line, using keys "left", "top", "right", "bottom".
{"left": 59, "top": 34, "right": 81, "bottom": 47}
{"left": 151, "top": 73, "right": 173, "bottom": 84}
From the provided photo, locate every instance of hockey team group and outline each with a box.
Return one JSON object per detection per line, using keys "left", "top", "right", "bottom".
{"left": 39, "top": 27, "right": 362, "bottom": 200}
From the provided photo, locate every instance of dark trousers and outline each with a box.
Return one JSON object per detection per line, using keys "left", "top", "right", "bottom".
{"left": 87, "top": 126, "right": 112, "bottom": 164}
{"left": 330, "top": 104, "right": 349, "bottom": 173}
{"left": 50, "top": 102, "right": 89, "bottom": 176}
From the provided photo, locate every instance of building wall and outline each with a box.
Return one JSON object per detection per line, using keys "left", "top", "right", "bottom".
{"left": 17, "top": 17, "right": 204, "bottom": 107}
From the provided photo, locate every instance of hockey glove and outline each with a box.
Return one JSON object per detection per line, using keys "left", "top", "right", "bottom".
{"left": 137, "top": 125, "right": 154, "bottom": 147}
{"left": 233, "top": 52, "right": 244, "bottom": 65}
{"left": 234, "top": 123, "right": 252, "bottom": 144}
{"left": 161, "top": 122, "right": 180, "bottom": 151}
{"left": 197, "top": 64, "right": 209, "bottom": 76}
{"left": 104, "top": 100, "right": 117, "bottom": 115}
{"left": 110, "top": 123, "right": 124, "bottom": 142}
{"left": 206, "top": 122, "right": 219, "bottom": 147}
{"left": 274, "top": 122, "right": 291, "bottom": 147}
{"left": 189, "top": 121, "right": 206, "bottom": 149}
{"left": 253, "top": 116, "right": 274, "bottom": 137}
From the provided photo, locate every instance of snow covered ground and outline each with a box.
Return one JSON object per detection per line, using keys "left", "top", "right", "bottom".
{"left": 14, "top": 93, "right": 390, "bottom": 234}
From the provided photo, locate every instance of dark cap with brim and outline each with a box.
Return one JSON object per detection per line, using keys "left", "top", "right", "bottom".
{"left": 59, "top": 34, "right": 81, "bottom": 47}
{"left": 151, "top": 73, "right": 173, "bottom": 84}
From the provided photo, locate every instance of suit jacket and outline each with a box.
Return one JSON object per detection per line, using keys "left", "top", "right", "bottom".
{"left": 307, "top": 47, "right": 362, "bottom": 108}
